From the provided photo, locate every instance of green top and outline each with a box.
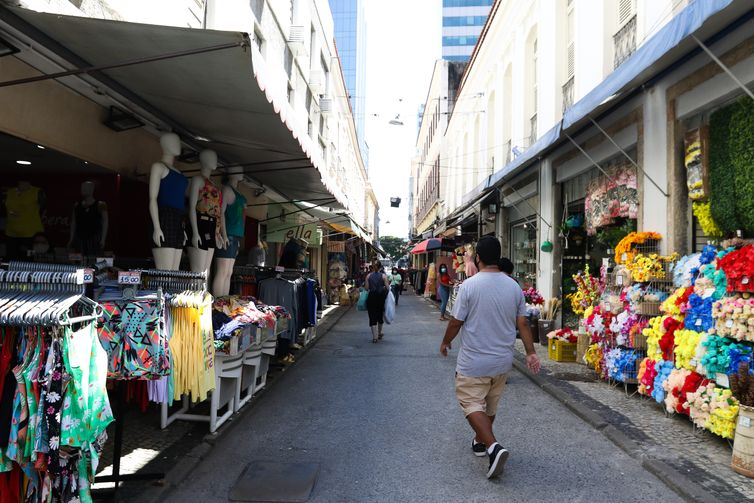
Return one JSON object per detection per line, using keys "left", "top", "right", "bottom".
{"left": 389, "top": 273, "right": 402, "bottom": 286}
{"left": 225, "top": 187, "right": 247, "bottom": 238}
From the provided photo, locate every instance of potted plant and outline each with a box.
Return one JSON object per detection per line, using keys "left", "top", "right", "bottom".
{"left": 731, "top": 362, "right": 754, "bottom": 478}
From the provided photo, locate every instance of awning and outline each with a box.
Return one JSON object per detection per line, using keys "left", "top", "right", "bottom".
{"left": 562, "top": 0, "right": 741, "bottom": 131}
{"left": 410, "top": 238, "right": 454, "bottom": 255}
{"left": 367, "top": 242, "right": 386, "bottom": 258}
{"left": 0, "top": 7, "right": 347, "bottom": 207}
{"left": 299, "top": 204, "right": 371, "bottom": 243}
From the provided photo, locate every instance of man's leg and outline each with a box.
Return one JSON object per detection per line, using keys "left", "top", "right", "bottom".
{"left": 466, "top": 412, "right": 497, "bottom": 447}
{"left": 473, "top": 415, "right": 495, "bottom": 443}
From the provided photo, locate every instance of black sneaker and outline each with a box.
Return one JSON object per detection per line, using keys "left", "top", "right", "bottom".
{"left": 486, "top": 444, "right": 509, "bottom": 479}
{"left": 472, "top": 439, "right": 487, "bottom": 457}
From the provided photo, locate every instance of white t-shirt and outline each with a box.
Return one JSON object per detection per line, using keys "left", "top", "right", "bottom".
{"left": 451, "top": 271, "right": 527, "bottom": 377}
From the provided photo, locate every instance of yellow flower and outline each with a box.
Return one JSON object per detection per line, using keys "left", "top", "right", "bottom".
{"left": 692, "top": 201, "right": 724, "bottom": 239}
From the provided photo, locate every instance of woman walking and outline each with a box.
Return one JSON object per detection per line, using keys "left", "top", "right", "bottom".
{"left": 366, "top": 261, "right": 390, "bottom": 343}
{"left": 438, "top": 263, "right": 452, "bottom": 321}
{"left": 389, "top": 267, "right": 403, "bottom": 305}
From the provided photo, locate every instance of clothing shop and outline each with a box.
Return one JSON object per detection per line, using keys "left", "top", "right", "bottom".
{"left": 0, "top": 7, "right": 357, "bottom": 501}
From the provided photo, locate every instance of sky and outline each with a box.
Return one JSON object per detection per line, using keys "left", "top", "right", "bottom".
{"left": 363, "top": 0, "right": 441, "bottom": 240}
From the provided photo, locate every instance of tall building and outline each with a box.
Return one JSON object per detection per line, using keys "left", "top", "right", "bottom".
{"left": 441, "top": 0, "right": 494, "bottom": 62}
{"left": 329, "top": 0, "right": 368, "bottom": 166}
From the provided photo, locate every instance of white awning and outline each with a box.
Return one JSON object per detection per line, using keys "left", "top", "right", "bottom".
{"left": 0, "top": 7, "right": 347, "bottom": 207}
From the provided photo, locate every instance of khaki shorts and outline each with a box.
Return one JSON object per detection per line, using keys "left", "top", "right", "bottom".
{"left": 455, "top": 373, "right": 508, "bottom": 417}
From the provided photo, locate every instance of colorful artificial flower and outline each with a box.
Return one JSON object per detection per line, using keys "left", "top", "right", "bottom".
{"left": 717, "top": 244, "right": 754, "bottom": 293}
{"left": 614, "top": 231, "right": 663, "bottom": 265}
{"left": 673, "top": 329, "right": 703, "bottom": 371}
{"left": 584, "top": 343, "right": 603, "bottom": 374}
{"left": 692, "top": 201, "right": 725, "bottom": 239}
{"left": 567, "top": 265, "right": 602, "bottom": 315}
{"left": 523, "top": 287, "right": 545, "bottom": 305}
{"left": 547, "top": 328, "right": 577, "bottom": 343}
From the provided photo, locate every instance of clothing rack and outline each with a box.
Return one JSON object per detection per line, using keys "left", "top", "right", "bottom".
{"left": 135, "top": 268, "right": 208, "bottom": 293}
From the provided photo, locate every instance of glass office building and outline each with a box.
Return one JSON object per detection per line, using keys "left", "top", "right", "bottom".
{"left": 442, "top": 0, "right": 493, "bottom": 62}
{"left": 329, "top": 0, "right": 368, "bottom": 166}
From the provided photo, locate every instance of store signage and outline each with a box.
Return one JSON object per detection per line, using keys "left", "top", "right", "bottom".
{"left": 266, "top": 219, "right": 323, "bottom": 246}
{"left": 117, "top": 271, "right": 141, "bottom": 285}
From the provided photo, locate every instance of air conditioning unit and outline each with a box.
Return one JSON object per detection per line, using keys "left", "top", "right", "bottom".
{"left": 288, "top": 25, "right": 305, "bottom": 55}
{"left": 319, "top": 97, "right": 332, "bottom": 113}
{"left": 309, "top": 70, "right": 325, "bottom": 94}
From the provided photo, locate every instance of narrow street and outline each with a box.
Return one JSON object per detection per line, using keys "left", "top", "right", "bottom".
{"left": 166, "top": 293, "right": 683, "bottom": 503}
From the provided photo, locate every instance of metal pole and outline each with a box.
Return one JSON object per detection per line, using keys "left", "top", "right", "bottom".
{"left": 691, "top": 34, "right": 754, "bottom": 101}
{"left": 245, "top": 197, "right": 337, "bottom": 208}
{"left": 588, "top": 117, "right": 668, "bottom": 197}
{"left": 503, "top": 182, "right": 552, "bottom": 229}
{"left": 564, "top": 133, "right": 619, "bottom": 186}
{"left": 0, "top": 41, "right": 245, "bottom": 88}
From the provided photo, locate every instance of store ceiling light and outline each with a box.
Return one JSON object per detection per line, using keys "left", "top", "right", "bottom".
{"left": 36, "top": 145, "right": 45, "bottom": 150}
{"left": 16, "top": 160, "right": 31, "bottom": 165}
{"left": 0, "top": 37, "right": 19, "bottom": 58}
{"left": 194, "top": 135, "right": 211, "bottom": 142}
{"left": 103, "top": 106, "right": 144, "bottom": 132}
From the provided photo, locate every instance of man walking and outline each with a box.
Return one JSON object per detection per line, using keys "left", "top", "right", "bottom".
{"left": 440, "top": 236, "right": 541, "bottom": 479}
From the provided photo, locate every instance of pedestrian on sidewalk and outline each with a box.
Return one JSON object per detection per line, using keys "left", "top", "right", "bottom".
{"left": 389, "top": 267, "right": 403, "bottom": 305}
{"left": 438, "top": 264, "right": 452, "bottom": 321}
{"left": 365, "top": 261, "right": 390, "bottom": 343}
{"left": 440, "top": 236, "right": 541, "bottom": 479}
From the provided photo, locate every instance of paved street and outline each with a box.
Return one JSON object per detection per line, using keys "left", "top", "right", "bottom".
{"left": 164, "top": 292, "right": 683, "bottom": 503}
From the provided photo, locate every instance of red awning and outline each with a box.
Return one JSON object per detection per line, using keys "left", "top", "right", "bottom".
{"left": 410, "top": 238, "right": 443, "bottom": 254}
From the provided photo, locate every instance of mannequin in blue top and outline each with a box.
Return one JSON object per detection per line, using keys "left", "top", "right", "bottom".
{"left": 212, "top": 171, "right": 247, "bottom": 296}
{"left": 148, "top": 132, "right": 188, "bottom": 270}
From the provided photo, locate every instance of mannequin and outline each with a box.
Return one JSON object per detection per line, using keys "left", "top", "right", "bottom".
{"left": 212, "top": 172, "right": 247, "bottom": 297}
{"left": 149, "top": 132, "right": 188, "bottom": 270}
{"left": 5, "top": 180, "right": 45, "bottom": 259}
{"left": 188, "top": 149, "right": 224, "bottom": 274}
{"left": 68, "top": 181, "right": 108, "bottom": 256}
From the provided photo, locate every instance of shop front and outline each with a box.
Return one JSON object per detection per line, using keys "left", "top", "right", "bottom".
{"left": 0, "top": 7, "right": 362, "bottom": 499}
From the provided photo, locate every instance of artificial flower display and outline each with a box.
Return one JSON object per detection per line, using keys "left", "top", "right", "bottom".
{"left": 692, "top": 201, "right": 725, "bottom": 239}
{"left": 673, "top": 252, "right": 702, "bottom": 287}
{"left": 684, "top": 293, "right": 715, "bottom": 332}
{"left": 717, "top": 244, "right": 754, "bottom": 292}
{"left": 712, "top": 295, "right": 754, "bottom": 341}
{"left": 584, "top": 164, "right": 638, "bottom": 235}
{"left": 605, "top": 348, "right": 640, "bottom": 382}
{"left": 626, "top": 253, "right": 679, "bottom": 282}
{"left": 652, "top": 360, "right": 675, "bottom": 404}
{"left": 685, "top": 382, "right": 715, "bottom": 428}
{"left": 547, "top": 328, "right": 577, "bottom": 343}
{"left": 663, "top": 368, "right": 693, "bottom": 414}
{"left": 708, "top": 387, "right": 739, "bottom": 439}
{"left": 584, "top": 343, "right": 603, "bottom": 374}
{"left": 567, "top": 265, "right": 603, "bottom": 315}
{"left": 701, "top": 335, "right": 751, "bottom": 377}
{"left": 697, "top": 262, "right": 728, "bottom": 300}
{"left": 674, "top": 329, "right": 704, "bottom": 371}
{"left": 614, "top": 231, "right": 663, "bottom": 265}
{"left": 639, "top": 358, "right": 659, "bottom": 396}
{"left": 523, "top": 287, "right": 545, "bottom": 305}
{"left": 629, "top": 317, "right": 649, "bottom": 349}
{"left": 661, "top": 287, "right": 692, "bottom": 316}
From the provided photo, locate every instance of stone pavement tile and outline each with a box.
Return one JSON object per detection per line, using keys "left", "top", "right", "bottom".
{"left": 514, "top": 340, "right": 753, "bottom": 503}
{"left": 163, "top": 293, "right": 684, "bottom": 503}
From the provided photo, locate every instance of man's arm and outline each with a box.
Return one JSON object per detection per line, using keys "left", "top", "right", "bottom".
{"left": 440, "top": 317, "right": 463, "bottom": 357}
{"left": 517, "top": 316, "right": 541, "bottom": 374}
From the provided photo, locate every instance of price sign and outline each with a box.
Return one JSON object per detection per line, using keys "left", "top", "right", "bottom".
{"left": 716, "top": 373, "right": 730, "bottom": 388}
{"left": 696, "top": 318, "right": 702, "bottom": 327}
{"left": 726, "top": 319, "right": 734, "bottom": 328}
{"left": 740, "top": 415, "right": 752, "bottom": 428}
{"left": 616, "top": 275, "right": 624, "bottom": 286}
{"left": 621, "top": 253, "right": 628, "bottom": 262}
{"left": 274, "top": 266, "right": 285, "bottom": 272}
{"left": 82, "top": 268, "right": 94, "bottom": 284}
{"left": 118, "top": 271, "right": 141, "bottom": 285}
{"left": 703, "top": 288, "right": 715, "bottom": 298}
{"left": 743, "top": 276, "right": 750, "bottom": 285}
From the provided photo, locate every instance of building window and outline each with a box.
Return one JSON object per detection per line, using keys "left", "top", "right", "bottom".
{"left": 614, "top": 0, "right": 637, "bottom": 68}
{"left": 284, "top": 47, "right": 293, "bottom": 79}
{"left": 442, "top": 36, "right": 479, "bottom": 47}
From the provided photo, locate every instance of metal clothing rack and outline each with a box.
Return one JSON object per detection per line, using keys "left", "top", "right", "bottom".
{"left": 135, "top": 268, "right": 208, "bottom": 293}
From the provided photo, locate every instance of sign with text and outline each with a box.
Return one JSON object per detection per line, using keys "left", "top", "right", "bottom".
{"left": 117, "top": 271, "right": 141, "bottom": 285}
{"left": 266, "top": 218, "right": 323, "bottom": 246}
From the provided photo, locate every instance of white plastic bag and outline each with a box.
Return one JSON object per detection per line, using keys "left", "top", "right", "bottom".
{"left": 384, "top": 291, "right": 395, "bottom": 324}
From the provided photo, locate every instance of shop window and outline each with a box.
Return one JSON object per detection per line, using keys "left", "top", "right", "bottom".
{"left": 510, "top": 221, "right": 537, "bottom": 289}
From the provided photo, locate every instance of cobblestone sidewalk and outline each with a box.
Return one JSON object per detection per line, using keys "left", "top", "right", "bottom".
{"left": 516, "top": 339, "right": 752, "bottom": 503}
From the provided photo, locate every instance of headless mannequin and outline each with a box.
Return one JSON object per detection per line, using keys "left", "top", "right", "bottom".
{"left": 149, "top": 132, "right": 185, "bottom": 270}
{"left": 212, "top": 173, "right": 244, "bottom": 297}
{"left": 68, "top": 181, "right": 108, "bottom": 255}
{"left": 188, "top": 149, "right": 225, "bottom": 274}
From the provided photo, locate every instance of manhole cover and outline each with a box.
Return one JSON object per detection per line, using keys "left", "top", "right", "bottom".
{"left": 229, "top": 461, "right": 320, "bottom": 502}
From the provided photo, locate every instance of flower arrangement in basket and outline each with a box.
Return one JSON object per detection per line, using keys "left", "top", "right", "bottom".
{"left": 547, "top": 327, "right": 577, "bottom": 343}
{"left": 625, "top": 253, "right": 679, "bottom": 283}
{"left": 712, "top": 295, "right": 754, "bottom": 342}
{"left": 614, "top": 231, "right": 663, "bottom": 265}
{"left": 685, "top": 382, "right": 739, "bottom": 438}
{"left": 523, "top": 287, "right": 545, "bottom": 319}
{"left": 567, "top": 266, "right": 602, "bottom": 316}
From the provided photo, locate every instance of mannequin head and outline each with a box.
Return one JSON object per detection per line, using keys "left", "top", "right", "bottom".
{"left": 199, "top": 149, "right": 218, "bottom": 177}
{"left": 224, "top": 166, "right": 244, "bottom": 188}
{"left": 159, "top": 132, "right": 181, "bottom": 158}
{"left": 81, "top": 181, "right": 95, "bottom": 198}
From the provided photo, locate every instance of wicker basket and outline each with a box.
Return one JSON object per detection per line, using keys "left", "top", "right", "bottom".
{"left": 548, "top": 340, "right": 578, "bottom": 362}
{"left": 636, "top": 301, "right": 661, "bottom": 316}
{"left": 576, "top": 332, "right": 590, "bottom": 364}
